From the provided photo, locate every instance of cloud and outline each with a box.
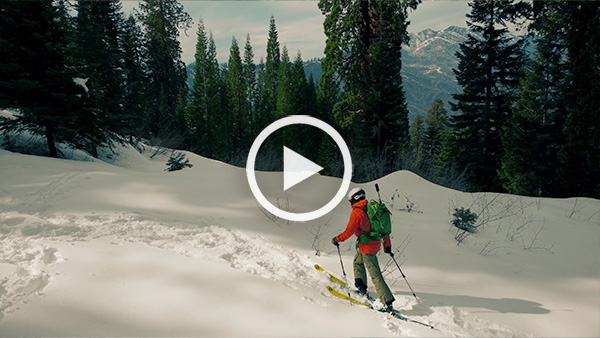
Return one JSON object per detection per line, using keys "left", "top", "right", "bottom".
{"left": 180, "top": 1, "right": 325, "bottom": 64}
{"left": 408, "top": 1, "right": 470, "bottom": 32}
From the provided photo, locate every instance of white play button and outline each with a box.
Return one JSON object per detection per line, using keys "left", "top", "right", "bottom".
{"left": 246, "top": 115, "right": 352, "bottom": 222}
{"left": 283, "top": 146, "right": 323, "bottom": 191}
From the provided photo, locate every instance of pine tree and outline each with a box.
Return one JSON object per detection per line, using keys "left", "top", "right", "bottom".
{"left": 74, "top": 0, "right": 126, "bottom": 155}
{"left": 188, "top": 18, "right": 210, "bottom": 154}
{"left": 409, "top": 115, "right": 425, "bottom": 168}
{"left": 264, "top": 16, "right": 280, "bottom": 122}
{"left": 254, "top": 58, "right": 270, "bottom": 133}
{"left": 451, "top": 0, "right": 530, "bottom": 192}
{"left": 137, "top": 0, "right": 191, "bottom": 140}
{"left": 319, "top": 0, "right": 419, "bottom": 170}
{"left": 215, "top": 51, "right": 231, "bottom": 161}
{"left": 188, "top": 20, "right": 223, "bottom": 159}
{"left": 276, "top": 46, "right": 292, "bottom": 120}
{"left": 318, "top": 0, "right": 342, "bottom": 123}
{"left": 500, "top": 1, "right": 599, "bottom": 198}
{"left": 228, "top": 36, "right": 246, "bottom": 153}
{"left": 291, "top": 51, "right": 311, "bottom": 117}
{"left": 121, "top": 14, "right": 149, "bottom": 141}
{"left": 0, "top": 1, "right": 89, "bottom": 158}
{"left": 423, "top": 99, "right": 449, "bottom": 163}
{"left": 499, "top": 2, "right": 565, "bottom": 197}
{"left": 555, "top": 2, "right": 600, "bottom": 198}
{"left": 289, "top": 51, "right": 321, "bottom": 155}
{"left": 243, "top": 34, "right": 256, "bottom": 141}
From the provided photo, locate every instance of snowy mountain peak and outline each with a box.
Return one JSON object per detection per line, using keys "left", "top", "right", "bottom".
{"left": 402, "top": 26, "right": 468, "bottom": 120}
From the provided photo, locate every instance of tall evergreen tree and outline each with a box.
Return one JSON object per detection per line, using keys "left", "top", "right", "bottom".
{"left": 276, "top": 46, "right": 292, "bottom": 120}
{"left": 500, "top": 1, "right": 599, "bottom": 198}
{"left": 243, "top": 34, "right": 256, "bottom": 141}
{"left": 136, "top": 0, "right": 191, "bottom": 139}
{"left": 499, "top": 1, "right": 565, "bottom": 197}
{"left": 451, "top": 0, "right": 530, "bottom": 192}
{"left": 254, "top": 58, "right": 268, "bottom": 132}
{"left": 319, "top": 0, "right": 419, "bottom": 168}
{"left": 409, "top": 115, "right": 425, "bottom": 168}
{"left": 317, "top": 0, "right": 342, "bottom": 124}
{"left": 228, "top": 36, "right": 246, "bottom": 153}
{"left": 423, "top": 99, "right": 449, "bottom": 162}
{"left": 0, "top": 1, "right": 90, "bottom": 158}
{"left": 121, "top": 14, "right": 149, "bottom": 140}
{"left": 292, "top": 51, "right": 313, "bottom": 117}
{"left": 207, "top": 32, "right": 229, "bottom": 161}
{"left": 188, "top": 20, "right": 223, "bottom": 160}
{"left": 188, "top": 18, "right": 210, "bottom": 154}
{"left": 215, "top": 47, "right": 231, "bottom": 161}
{"left": 74, "top": 0, "right": 126, "bottom": 155}
{"left": 264, "top": 16, "right": 280, "bottom": 122}
{"left": 555, "top": 2, "right": 600, "bottom": 198}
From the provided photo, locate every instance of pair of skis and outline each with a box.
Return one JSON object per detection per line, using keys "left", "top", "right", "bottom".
{"left": 314, "top": 264, "right": 434, "bottom": 329}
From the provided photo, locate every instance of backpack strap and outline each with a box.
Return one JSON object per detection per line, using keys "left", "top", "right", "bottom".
{"left": 357, "top": 207, "right": 372, "bottom": 244}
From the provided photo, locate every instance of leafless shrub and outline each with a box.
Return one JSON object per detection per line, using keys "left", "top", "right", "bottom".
{"left": 257, "top": 202, "right": 279, "bottom": 223}
{"left": 505, "top": 214, "right": 538, "bottom": 242}
{"left": 567, "top": 198, "right": 584, "bottom": 219}
{"left": 478, "top": 241, "right": 511, "bottom": 256}
{"left": 256, "top": 193, "right": 293, "bottom": 225}
{"left": 522, "top": 220, "right": 554, "bottom": 252}
{"left": 306, "top": 217, "right": 330, "bottom": 256}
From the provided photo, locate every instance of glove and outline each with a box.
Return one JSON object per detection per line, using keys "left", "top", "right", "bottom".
{"left": 331, "top": 237, "right": 339, "bottom": 247}
{"left": 384, "top": 246, "right": 393, "bottom": 256}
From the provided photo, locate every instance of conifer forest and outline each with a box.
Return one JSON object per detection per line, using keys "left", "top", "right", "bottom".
{"left": 1, "top": 0, "right": 598, "bottom": 199}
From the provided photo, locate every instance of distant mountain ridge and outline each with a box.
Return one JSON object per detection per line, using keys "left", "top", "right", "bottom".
{"left": 402, "top": 25, "right": 469, "bottom": 120}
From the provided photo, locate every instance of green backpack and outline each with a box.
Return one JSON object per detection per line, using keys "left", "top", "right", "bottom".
{"left": 358, "top": 200, "right": 392, "bottom": 244}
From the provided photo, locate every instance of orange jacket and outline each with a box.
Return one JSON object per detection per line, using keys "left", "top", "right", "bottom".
{"left": 335, "top": 199, "right": 391, "bottom": 254}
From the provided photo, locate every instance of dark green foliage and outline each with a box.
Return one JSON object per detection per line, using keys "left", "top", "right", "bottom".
{"left": 554, "top": 2, "right": 600, "bottom": 198}
{"left": 74, "top": 0, "right": 126, "bottom": 155}
{"left": 451, "top": 0, "right": 530, "bottom": 192}
{"left": 264, "top": 16, "right": 280, "bottom": 122}
{"left": 121, "top": 15, "right": 149, "bottom": 140}
{"left": 228, "top": 36, "right": 246, "bottom": 155}
{"left": 451, "top": 207, "right": 478, "bottom": 233}
{"left": 406, "top": 100, "right": 454, "bottom": 185}
{"left": 188, "top": 21, "right": 223, "bottom": 160}
{"left": 137, "top": 0, "right": 191, "bottom": 139}
{"left": 0, "top": 1, "right": 90, "bottom": 158}
{"left": 243, "top": 34, "right": 257, "bottom": 141}
{"left": 165, "top": 152, "right": 192, "bottom": 172}
{"left": 4, "top": 0, "right": 594, "bottom": 200}
{"left": 319, "top": 0, "right": 419, "bottom": 174}
{"left": 500, "top": 0, "right": 599, "bottom": 198}
{"left": 276, "top": 46, "right": 292, "bottom": 120}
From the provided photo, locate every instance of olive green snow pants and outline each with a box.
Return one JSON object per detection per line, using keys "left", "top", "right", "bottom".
{"left": 353, "top": 252, "right": 395, "bottom": 304}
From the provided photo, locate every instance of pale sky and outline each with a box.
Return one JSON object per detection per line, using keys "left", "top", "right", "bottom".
{"left": 121, "top": 0, "right": 471, "bottom": 65}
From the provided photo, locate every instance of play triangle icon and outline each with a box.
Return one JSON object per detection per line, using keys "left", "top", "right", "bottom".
{"left": 283, "top": 146, "right": 323, "bottom": 191}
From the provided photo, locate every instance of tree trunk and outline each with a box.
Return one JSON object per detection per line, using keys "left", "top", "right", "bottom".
{"left": 45, "top": 123, "right": 58, "bottom": 158}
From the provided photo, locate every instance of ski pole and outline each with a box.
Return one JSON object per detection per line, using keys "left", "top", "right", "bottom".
{"left": 336, "top": 245, "right": 353, "bottom": 305}
{"left": 375, "top": 183, "right": 382, "bottom": 203}
{"left": 390, "top": 254, "right": 418, "bottom": 300}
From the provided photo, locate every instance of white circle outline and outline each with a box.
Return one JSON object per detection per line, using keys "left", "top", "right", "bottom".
{"left": 246, "top": 115, "right": 352, "bottom": 222}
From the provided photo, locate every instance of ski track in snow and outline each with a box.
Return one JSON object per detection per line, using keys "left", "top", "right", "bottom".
{"left": 0, "top": 211, "right": 532, "bottom": 337}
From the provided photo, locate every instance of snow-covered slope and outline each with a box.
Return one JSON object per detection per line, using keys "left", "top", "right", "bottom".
{"left": 0, "top": 144, "right": 598, "bottom": 336}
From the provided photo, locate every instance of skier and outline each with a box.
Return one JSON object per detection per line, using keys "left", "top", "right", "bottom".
{"left": 332, "top": 187, "right": 395, "bottom": 312}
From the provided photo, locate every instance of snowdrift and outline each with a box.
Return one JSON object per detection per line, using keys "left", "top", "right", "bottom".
{"left": 0, "top": 141, "right": 598, "bottom": 337}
